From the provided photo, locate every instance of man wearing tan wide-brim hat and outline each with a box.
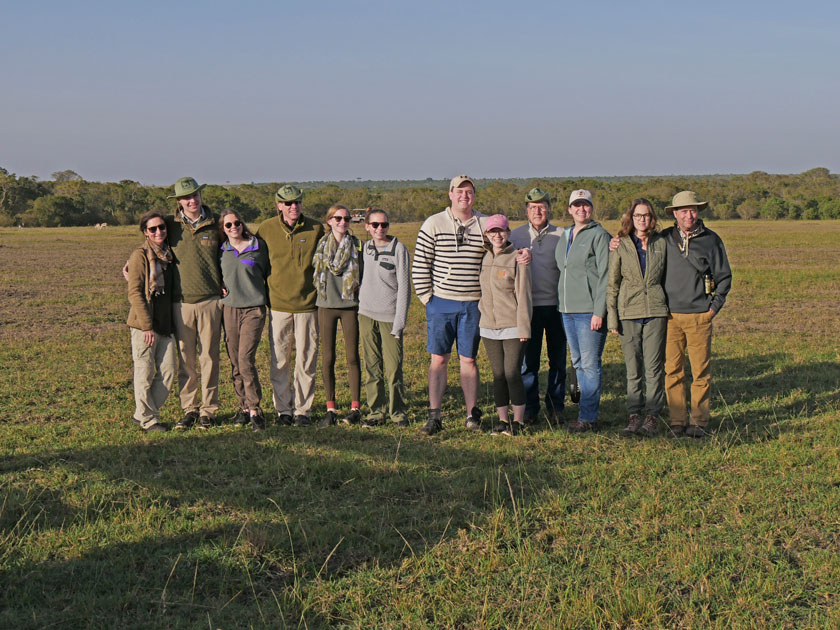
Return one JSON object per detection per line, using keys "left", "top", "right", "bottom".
{"left": 660, "top": 190, "right": 732, "bottom": 438}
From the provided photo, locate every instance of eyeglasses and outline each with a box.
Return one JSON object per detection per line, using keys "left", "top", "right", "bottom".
{"left": 281, "top": 200, "right": 301, "bottom": 207}
{"left": 633, "top": 214, "right": 652, "bottom": 220}
{"left": 456, "top": 225, "right": 466, "bottom": 245}
{"left": 487, "top": 229, "right": 506, "bottom": 235}
{"left": 224, "top": 220, "right": 242, "bottom": 229}
{"left": 332, "top": 215, "right": 350, "bottom": 223}
{"left": 368, "top": 221, "right": 389, "bottom": 229}
{"left": 146, "top": 224, "right": 166, "bottom": 233}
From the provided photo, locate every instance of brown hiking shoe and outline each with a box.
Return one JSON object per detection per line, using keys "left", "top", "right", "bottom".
{"left": 668, "top": 424, "right": 686, "bottom": 438}
{"left": 622, "top": 414, "right": 644, "bottom": 436}
{"left": 686, "top": 425, "right": 709, "bottom": 438}
{"left": 567, "top": 420, "right": 598, "bottom": 433}
{"left": 638, "top": 415, "right": 659, "bottom": 437}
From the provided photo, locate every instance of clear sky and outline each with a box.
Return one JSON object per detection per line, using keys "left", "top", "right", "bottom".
{"left": 2, "top": 0, "right": 838, "bottom": 185}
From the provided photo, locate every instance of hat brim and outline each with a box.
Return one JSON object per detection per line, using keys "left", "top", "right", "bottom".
{"left": 167, "top": 183, "right": 206, "bottom": 199}
{"left": 665, "top": 201, "right": 708, "bottom": 214}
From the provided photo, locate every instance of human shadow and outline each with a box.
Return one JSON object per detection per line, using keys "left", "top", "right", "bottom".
{"left": 0, "top": 426, "right": 570, "bottom": 627}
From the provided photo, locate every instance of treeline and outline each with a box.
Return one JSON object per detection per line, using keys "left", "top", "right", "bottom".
{"left": 1, "top": 167, "right": 838, "bottom": 227}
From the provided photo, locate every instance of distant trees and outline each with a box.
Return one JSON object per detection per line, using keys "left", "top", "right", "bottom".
{"left": 0, "top": 166, "right": 837, "bottom": 227}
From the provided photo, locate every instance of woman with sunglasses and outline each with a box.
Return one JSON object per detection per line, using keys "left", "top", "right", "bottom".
{"left": 479, "top": 214, "right": 532, "bottom": 436}
{"left": 357, "top": 208, "right": 411, "bottom": 427}
{"left": 313, "top": 204, "right": 363, "bottom": 426}
{"left": 607, "top": 198, "right": 668, "bottom": 437}
{"left": 126, "top": 211, "right": 177, "bottom": 432}
{"left": 218, "top": 208, "right": 270, "bottom": 431}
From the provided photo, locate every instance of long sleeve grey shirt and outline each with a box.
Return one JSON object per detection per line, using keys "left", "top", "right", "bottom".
{"left": 358, "top": 237, "right": 411, "bottom": 336}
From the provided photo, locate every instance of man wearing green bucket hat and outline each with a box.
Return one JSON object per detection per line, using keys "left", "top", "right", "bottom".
{"left": 510, "top": 187, "right": 566, "bottom": 426}
{"left": 164, "top": 177, "right": 223, "bottom": 431}
{"left": 256, "top": 184, "right": 325, "bottom": 426}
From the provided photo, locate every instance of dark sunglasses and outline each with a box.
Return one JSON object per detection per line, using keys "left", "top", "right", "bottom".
{"left": 456, "top": 225, "right": 466, "bottom": 245}
{"left": 368, "top": 221, "right": 389, "bottom": 229}
{"left": 146, "top": 224, "right": 166, "bottom": 233}
{"left": 282, "top": 200, "right": 301, "bottom": 206}
{"left": 224, "top": 220, "right": 242, "bottom": 229}
{"left": 332, "top": 215, "right": 350, "bottom": 222}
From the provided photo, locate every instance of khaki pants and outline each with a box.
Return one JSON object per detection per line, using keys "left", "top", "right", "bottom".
{"left": 359, "top": 314, "right": 406, "bottom": 422}
{"left": 173, "top": 298, "right": 222, "bottom": 418}
{"left": 130, "top": 328, "right": 177, "bottom": 428}
{"left": 665, "top": 311, "right": 713, "bottom": 428}
{"left": 269, "top": 310, "right": 318, "bottom": 417}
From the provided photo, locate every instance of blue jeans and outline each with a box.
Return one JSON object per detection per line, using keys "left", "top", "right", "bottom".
{"left": 561, "top": 313, "right": 607, "bottom": 422}
{"left": 521, "top": 305, "right": 566, "bottom": 415}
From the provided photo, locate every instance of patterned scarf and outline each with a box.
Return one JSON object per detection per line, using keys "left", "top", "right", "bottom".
{"left": 313, "top": 233, "right": 360, "bottom": 301}
{"left": 143, "top": 239, "right": 173, "bottom": 298}
{"left": 675, "top": 218, "right": 705, "bottom": 257}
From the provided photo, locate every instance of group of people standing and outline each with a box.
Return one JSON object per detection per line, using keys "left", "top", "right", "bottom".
{"left": 126, "top": 177, "right": 409, "bottom": 433}
{"left": 126, "top": 174, "right": 731, "bottom": 440}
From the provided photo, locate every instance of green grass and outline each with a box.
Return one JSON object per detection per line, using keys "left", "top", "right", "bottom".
{"left": 1, "top": 221, "right": 839, "bottom": 628}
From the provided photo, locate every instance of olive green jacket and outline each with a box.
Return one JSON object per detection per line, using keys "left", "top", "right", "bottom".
{"left": 606, "top": 233, "right": 669, "bottom": 331}
{"left": 257, "top": 214, "right": 325, "bottom": 313}
{"left": 166, "top": 209, "right": 222, "bottom": 304}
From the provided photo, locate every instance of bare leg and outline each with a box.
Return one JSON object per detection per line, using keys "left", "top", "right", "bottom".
{"left": 459, "top": 354, "right": 479, "bottom": 411}
{"left": 428, "top": 353, "right": 450, "bottom": 409}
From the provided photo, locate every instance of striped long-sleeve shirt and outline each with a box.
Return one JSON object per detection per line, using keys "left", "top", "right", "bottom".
{"left": 412, "top": 208, "right": 487, "bottom": 304}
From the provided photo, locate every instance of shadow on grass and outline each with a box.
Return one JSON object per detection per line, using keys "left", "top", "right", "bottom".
{"left": 594, "top": 351, "right": 840, "bottom": 442}
{"left": 0, "top": 426, "right": 570, "bottom": 627}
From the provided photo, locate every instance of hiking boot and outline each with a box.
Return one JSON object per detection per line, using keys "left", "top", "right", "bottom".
{"left": 293, "top": 414, "right": 311, "bottom": 427}
{"left": 276, "top": 413, "right": 293, "bottom": 426}
{"left": 361, "top": 416, "right": 380, "bottom": 428}
{"left": 668, "top": 424, "right": 686, "bottom": 438}
{"left": 143, "top": 422, "right": 168, "bottom": 433}
{"left": 392, "top": 415, "right": 410, "bottom": 428}
{"left": 502, "top": 421, "right": 523, "bottom": 437}
{"left": 174, "top": 411, "right": 199, "bottom": 431}
{"left": 622, "top": 414, "right": 644, "bottom": 436}
{"left": 420, "top": 409, "right": 442, "bottom": 436}
{"left": 686, "top": 425, "right": 709, "bottom": 439}
{"left": 465, "top": 407, "right": 482, "bottom": 432}
{"left": 196, "top": 415, "right": 213, "bottom": 430}
{"left": 491, "top": 421, "right": 508, "bottom": 435}
{"left": 320, "top": 410, "right": 337, "bottom": 427}
{"left": 250, "top": 412, "right": 266, "bottom": 432}
{"left": 638, "top": 415, "right": 659, "bottom": 437}
{"left": 523, "top": 413, "right": 539, "bottom": 427}
{"left": 567, "top": 420, "right": 598, "bottom": 433}
{"left": 342, "top": 409, "right": 361, "bottom": 425}
{"left": 233, "top": 410, "right": 250, "bottom": 427}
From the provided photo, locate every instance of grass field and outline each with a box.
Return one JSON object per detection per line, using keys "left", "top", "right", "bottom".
{"left": 1, "top": 220, "right": 839, "bottom": 629}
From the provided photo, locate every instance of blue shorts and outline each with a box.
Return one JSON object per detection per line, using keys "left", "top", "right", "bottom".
{"left": 425, "top": 297, "right": 481, "bottom": 358}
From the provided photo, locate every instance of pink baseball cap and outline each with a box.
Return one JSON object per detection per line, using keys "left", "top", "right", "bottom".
{"left": 485, "top": 214, "right": 509, "bottom": 231}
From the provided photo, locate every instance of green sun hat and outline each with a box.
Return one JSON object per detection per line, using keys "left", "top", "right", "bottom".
{"left": 167, "top": 177, "right": 206, "bottom": 199}
{"left": 525, "top": 187, "right": 551, "bottom": 208}
{"left": 275, "top": 184, "right": 304, "bottom": 203}
{"left": 665, "top": 190, "right": 708, "bottom": 214}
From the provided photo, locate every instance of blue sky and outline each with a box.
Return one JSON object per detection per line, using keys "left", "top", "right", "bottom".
{"left": 2, "top": 1, "right": 838, "bottom": 184}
